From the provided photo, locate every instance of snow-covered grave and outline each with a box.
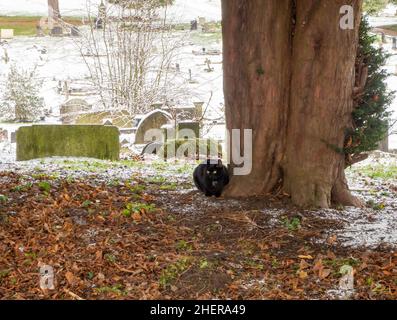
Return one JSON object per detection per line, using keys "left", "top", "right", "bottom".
{"left": 0, "top": 0, "right": 226, "bottom": 163}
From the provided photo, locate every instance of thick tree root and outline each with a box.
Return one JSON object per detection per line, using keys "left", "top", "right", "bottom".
{"left": 332, "top": 178, "right": 365, "bottom": 208}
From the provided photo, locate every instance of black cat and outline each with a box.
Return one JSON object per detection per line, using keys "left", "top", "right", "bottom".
{"left": 193, "top": 159, "right": 230, "bottom": 197}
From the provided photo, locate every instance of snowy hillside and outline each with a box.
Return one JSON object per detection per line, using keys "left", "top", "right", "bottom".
{"left": 0, "top": 0, "right": 222, "bottom": 22}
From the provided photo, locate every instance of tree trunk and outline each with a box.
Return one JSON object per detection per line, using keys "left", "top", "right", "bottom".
{"left": 222, "top": 0, "right": 293, "bottom": 197}
{"left": 222, "top": 0, "right": 363, "bottom": 208}
{"left": 48, "top": 0, "right": 61, "bottom": 20}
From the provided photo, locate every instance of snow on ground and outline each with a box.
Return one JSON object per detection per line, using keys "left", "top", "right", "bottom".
{"left": 0, "top": 0, "right": 222, "bottom": 22}
{"left": 312, "top": 151, "right": 397, "bottom": 249}
{"left": 0, "top": 2, "right": 396, "bottom": 250}
{"left": 0, "top": 29, "right": 224, "bottom": 142}
{"left": 0, "top": 1, "right": 396, "bottom": 148}
{"left": 0, "top": 151, "right": 395, "bottom": 250}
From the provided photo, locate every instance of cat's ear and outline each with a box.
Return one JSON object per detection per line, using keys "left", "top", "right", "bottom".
{"left": 217, "top": 159, "right": 222, "bottom": 167}
{"left": 207, "top": 159, "right": 211, "bottom": 166}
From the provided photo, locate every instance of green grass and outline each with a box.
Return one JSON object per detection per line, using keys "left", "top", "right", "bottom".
{"left": 0, "top": 195, "right": 8, "bottom": 203}
{"left": 190, "top": 31, "right": 222, "bottom": 45}
{"left": 0, "top": 16, "right": 82, "bottom": 36}
{"left": 122, "top": 202, "right": 156, "bottom": 218}
{"left": 352, "top": 165, "right": 397, "bottom": 180}
{"left": 159, "top": 257, "right": 192, "bottom": 289}
{"left": 282, "top": 217, "right": 301, "bottom": 232}
{"left": 95, "top": 284, "right": 126, "bottom": 296}
{"left": 38, "top": 181, "right": 52, "bottom": 194}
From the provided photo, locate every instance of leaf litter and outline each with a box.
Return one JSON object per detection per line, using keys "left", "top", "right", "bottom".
{"left": 0, "top": 151, "right": 396, "bottom": 299}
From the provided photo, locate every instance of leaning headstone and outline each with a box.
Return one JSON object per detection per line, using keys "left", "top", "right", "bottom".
{"left": 71, "top": 26, "right": 80, "bottom": 37}
{"left": 95, "top": 18, "right": 103, "bottom": 29}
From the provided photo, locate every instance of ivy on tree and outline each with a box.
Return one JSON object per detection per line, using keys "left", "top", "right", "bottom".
{"left": 345, "top": 17, "right": 394, "bottom": 165}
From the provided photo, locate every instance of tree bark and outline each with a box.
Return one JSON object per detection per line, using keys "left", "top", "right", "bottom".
{"left": 222, "top": 0, "right": 293, "bottom": 197}
{"left": 222, "top": 0, "right": 363, "bottom": 208}
{"left": 48, "top": 0, "right": 61, "bottom": 20}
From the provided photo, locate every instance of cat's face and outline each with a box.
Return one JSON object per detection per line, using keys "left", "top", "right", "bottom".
{"left": 206, "top": 164, "right": 224, "bottom": 181}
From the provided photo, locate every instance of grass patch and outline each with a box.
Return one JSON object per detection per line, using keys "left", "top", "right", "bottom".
{"left": 95, "top": 284, "right": 126, "bottom": 296}
{"left": 190, "top": 31, "right": 222, "bottom": 45}
{"left": 11, "top": 182, "right": 33, "bottom": 192}
{"left": 282, "top": 217, "right": 301, "bottom": 232}
{"left": 0, "top": 16, "right": 82, "bottom": 36}
{"left": 0, "top": 195, "right": 8, "bottom": 203}
{"left": 38, "top": 181, "right": 52, "bottom": 194}
{"left": 122, "top": 202, "right": 156, "bottom": 218}
{"left": 159, "top": 257, "right": 192, "bottom": 289}
{"left": 353, "top": 165, "right": 397, "bottom": 180}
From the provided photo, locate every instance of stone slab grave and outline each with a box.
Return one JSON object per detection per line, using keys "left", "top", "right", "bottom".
{"left": 16, "top": 125, "right": 120, "bottom": 161}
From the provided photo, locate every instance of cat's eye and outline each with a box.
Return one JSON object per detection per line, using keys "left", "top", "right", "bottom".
{"left": 207, "top": 171, "right": 210, "bottom": 174}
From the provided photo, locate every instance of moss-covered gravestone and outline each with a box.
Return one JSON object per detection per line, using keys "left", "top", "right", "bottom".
{"left": 177, "top": 121, "right": 200, "bottom": 140}
{"left": 16, "top": 125, "right": 120, "bottom": 161}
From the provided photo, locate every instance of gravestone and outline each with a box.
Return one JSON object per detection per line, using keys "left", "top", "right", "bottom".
{"left": 381, "top": 32, "right": 386, "bottom": 44}
{"left": 60, "top": 99, "right": 92, "bottom": 124}
{"left": 11, "top": 132, "right": 17, "bottom": 144}
{"left": 71, "top": 26, "right": 80, "bottom": 37}
{"left": 190, "top": 20, "right": 198, "bottom": 31}
{"left": 134, "top": 110, "right": 172, "bottom": 144}
{"left": 193, "top": 102, "right": 204, "bottom": 119}
{"left": 36, "top": 25, "right": 45, "bottom": 37}
{"left": 17, "top": 125, "right": 120, "bottom": 161}
{"left": 198, "top": 17, "right": 206, "bottom": 26}
{"left": 51, "top": 26, "right": 63, "bottom": 36}
{"left": 95, "top": 18, "right": 103, "bottom": 29}
{"left": 393, "top": 37, "right": 397, "bottom": 50}
{"left": 177, "top": 121, "right": 200, "bottom": 140}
